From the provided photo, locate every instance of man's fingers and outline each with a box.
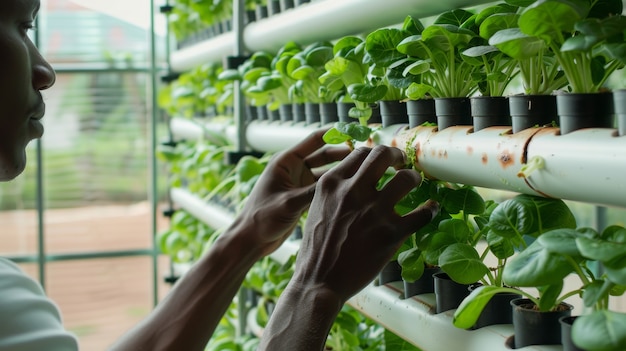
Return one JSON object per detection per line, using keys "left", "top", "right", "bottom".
{"left": 378, "top": 169, "right": 422, "bottom": 205}
{"left": 353, "top": 146, "right": 406, "bottom": 187}
{"left": 397, "top": 200, "right": 439, "bottom": 239}
{"left": 288, "top": 128, "right": 331, "bottom": 161}
{"left": 304, "top": 145, "right": 351, "bottom": 170}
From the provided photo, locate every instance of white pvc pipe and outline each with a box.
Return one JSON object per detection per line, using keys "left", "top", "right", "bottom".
{"left": 525, "top": 128, "right": 626, "bottom": 208}
{"left": 245, "top": 120, "right": 322, "bottom": 153}
{"left": 170, "top": 32, "right": 235, "bottom": 72}
{"left": 170, "top": 0, "right": 493, "bottom": 72}
{"left": 376, "top": 125, "right": 626, "bottom": 209}
{"left": 170, "top": 188, "right": 234, "bottom": 230}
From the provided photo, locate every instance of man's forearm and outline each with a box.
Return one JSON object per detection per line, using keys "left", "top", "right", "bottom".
{"left": 110, "top": 221, "right": 263, "bottom": 351}
{"left": 257, "top": 282, "right": 344, "bottom": 351}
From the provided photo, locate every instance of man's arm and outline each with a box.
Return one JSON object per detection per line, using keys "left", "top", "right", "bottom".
{"left": 109, "top": 129, "right": 349, "bottom": 351}
{"left": 259, "top": 145, "right": 438, "bottom": 350}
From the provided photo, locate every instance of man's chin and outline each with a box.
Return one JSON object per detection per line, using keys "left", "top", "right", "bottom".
{"left": 0, "top": 151, "right": 28, "bottom": 181}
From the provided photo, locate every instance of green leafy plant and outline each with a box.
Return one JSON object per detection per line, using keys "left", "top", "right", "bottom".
{"left": 396, "top": 9, "right": 481, "bottom": 98}
{"left": 450, "top": 194, "right": 581, "bottom": 328}
{"left": 157, "top": 210, "right": 217, "bottom": 263}
{"left": 285, "top": 41, "right": 336, "bottom": 104}
{"left": 461, "top": 3, "right": 520, "bottom": 96}
{"left": 510, "top": 0, "right": 625, "bottom": 93}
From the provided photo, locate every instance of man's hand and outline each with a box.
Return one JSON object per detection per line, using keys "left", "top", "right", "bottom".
{"left": 233, "top": 129, "right": 351, "bottom": 257}
{"left": 293, "top": 145, "right": 438, "bottom": 303}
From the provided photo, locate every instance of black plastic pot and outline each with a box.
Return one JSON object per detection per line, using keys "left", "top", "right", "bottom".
{"left": 560, "top": 316, "right": 584, "bottom": 351}
{"left": 244, "top": 10, "right": 257, "bottom": 24}
{"left": 268, "top": 0, "right": 281, "bottom": 16}
{"left": 295, "top": 0, "right": 310, "bottom": 5}
{"left": 403, "top": 266, "right": 440, "bottom": 299}
{"left": 279, "top": 104, "right": 294, "bottom": 123}
{"left": 256, "top": 105, "right": 268, "bottom": 121}
{"left": 379, "top": 100, "right": 408, "bottom": 127}
{"left": 406, "top": 99, "right": 436, "bottom": 128}
{"left": 510, "top": 298, "right": 573, "bottom": 348}
{"left": 614, "top": 89, "right": 626, "bottom": 136}
{"left": 255, "top": 5, "right": 268, "bottom": 20}
{"left": 434, "top": 97, "right": 472, "bottom": 131}
{"left": 337, "top": 102, "right": 356, "bottom": 123}
{"left": 470, "top": 96, "right": 511, "bottom": 132}
{"left": 470, "top": 287, "right": 520, "bottom": 329}
{"left": 509, "top": 94, "right": 558, "bottom": 133}
{"left": 433, "top": 272, "right": 472, "bottom": 313}
{"left": 320, "top": 102, "right": 339, "bottom": 125}
{"left": 305, "top": 102, "right": 321, "bottom": 125}
{"left": 267, "top": 106, "right": 280, "bottom": 122}
{"left": 280, "top": 0, "right": 295, "bottom": 11}
{"left": 556, "top": 92, "right": 614, "bottom": 134}
{"left": 245, "top": 104, "right": 258, "bottom": 122}
{"left": 292, "top": 103, "right": 306, "bottom": 123}
{"left": 369, "top": 103, "right": 382, "bottom": 124}
{"left": 378, "top": 260, "right": 402, "bottom": 285}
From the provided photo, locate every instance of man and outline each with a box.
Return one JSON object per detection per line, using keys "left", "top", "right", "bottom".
{"left": 0, "top": 1, "right": 437, "bottom": 350}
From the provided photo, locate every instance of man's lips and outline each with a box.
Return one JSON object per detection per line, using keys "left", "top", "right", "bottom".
{"left": 30, "top": 103, "right": 45, "bottom": 120}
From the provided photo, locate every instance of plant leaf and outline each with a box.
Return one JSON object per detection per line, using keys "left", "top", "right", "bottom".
{"left": 439, "top": 243, "right": 489, "bottom": 284}
{"left": 572, "top": 310, "right": 626, "bottom": 351}
{"left": 503, "top": 240, "right": 574, "bottom": 287}
{"left": 453, "top": 285, "right": 516, "bottom": 329}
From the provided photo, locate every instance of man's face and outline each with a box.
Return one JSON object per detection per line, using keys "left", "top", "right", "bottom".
{"left": 0, "top": 0, "right": 55, "bottom": 181}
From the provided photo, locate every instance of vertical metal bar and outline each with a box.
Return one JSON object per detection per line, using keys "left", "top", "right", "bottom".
{"left": 34, "top": 9, "right": 46, "bottom": 290}
{"left": 149, "top": 0, "right": 159, "bottom": 307}
{"left": 233, "top": 0, "right": 248, "bottom": 337}
{"left": 234, "top": 0, "right": 246, "bottom": 152}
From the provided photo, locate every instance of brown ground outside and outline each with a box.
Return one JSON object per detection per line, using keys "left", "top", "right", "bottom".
{"left": 0, "top": 203, "right": 174, "bottom": 351}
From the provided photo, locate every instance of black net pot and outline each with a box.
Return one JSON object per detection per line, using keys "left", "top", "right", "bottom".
{"left": 292, "top": 103, "right": 306, "bottom": 123}
{"left": 433, "top": 272, "right": 473, "bottom": 314}
{"left": 266, "top": 106, "right": 280, "bottom": 122}
{"left": 470, "top": 287, "right": 521, "bottom": 329}
{"left": 255, "top": 5, "right": 268, "bottom": 20}
{"left": 245, "top": 104, "right": 258, "bottom": 122}
{"left": 556, "top": 92, "right": 614, "bottom": 135}
{"left": 509, "top": 94, "right": 558, "bottom": 133}
{"left": 403, "top": 266, "right": 440, "bottom": 299}
{"left": 434, "top": 97, "right": 472, "bottom": 131}
{"left": 379, "top": 100, "right": 408, "bottom": 127}
{"left": 295, "top": 0, "right": 310, "bottom": 5}
{"left": 337, "top": 102, "right": 356, "bottom": 123}
{"left": 305, "top": 102, "right": 321, "bottom": 125}
{"left": 280, "top": 0, "right": 295, "bottom": 11}
{"left": 369, "top": 103, "right": 382, "bottom": 124}
{"left": 256, "top": 105, "right": 268, "bottom": 121}
{"left": 470, "top": 96, "right": 511, "bottom": 132}
{"left": 320, "top": 102, "right": 339, "bottom": 125}
{"left": 511, "top": 298, "right": 573, "bottom": 348}
{"left": 560, "top": 316, "right": 585, "bottom": 351}
{"left": 613, "top": 89, "right": 626, "bottom": 136}
{"left": 279, "top": 104, "right": 294, "bottom": 123}
{"left": 268, "top": 0, "right": 281, "bottom": 16}
{"left": 378, "top": 260, "right": 402, "bottom": 285}
{"left": 406, "top": 99, "right": 436, "bottom": 128}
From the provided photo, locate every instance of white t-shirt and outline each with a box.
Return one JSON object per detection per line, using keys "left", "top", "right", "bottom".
{"left": 0, "top": 258, "right": 78, "bottom": 350}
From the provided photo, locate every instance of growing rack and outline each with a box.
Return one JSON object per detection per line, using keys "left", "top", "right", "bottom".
{"left": 163, "top": 0, "right": 626, "bottom": 350}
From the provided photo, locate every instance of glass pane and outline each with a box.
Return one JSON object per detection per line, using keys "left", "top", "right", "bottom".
{"left": 40, "top": 257, "right": 171, "bottom": 350}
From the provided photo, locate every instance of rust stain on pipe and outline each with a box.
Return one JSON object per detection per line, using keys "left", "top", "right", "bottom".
{"left": 499, "top": 150, "right": 514, "bottom": 169}
{"left": 467, "top": 146, "right": 474, "bottom": 156}
{"left": 482, "top": 153, "right": 488, "bottom": 165}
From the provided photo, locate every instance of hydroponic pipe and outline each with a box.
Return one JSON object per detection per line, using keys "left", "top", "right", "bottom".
{"left": 170, "top": 0, "right": 493, "bottom": 72}
{"left": 382, "top": 125, "right": 626, "bottom": 209}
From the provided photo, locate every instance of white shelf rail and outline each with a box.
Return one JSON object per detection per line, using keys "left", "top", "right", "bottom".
{"left": 170, "top": 0, "right": 494, "bottom": 72}
{"left": 169, "top": 186, "right": 560, "bottom": 351}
